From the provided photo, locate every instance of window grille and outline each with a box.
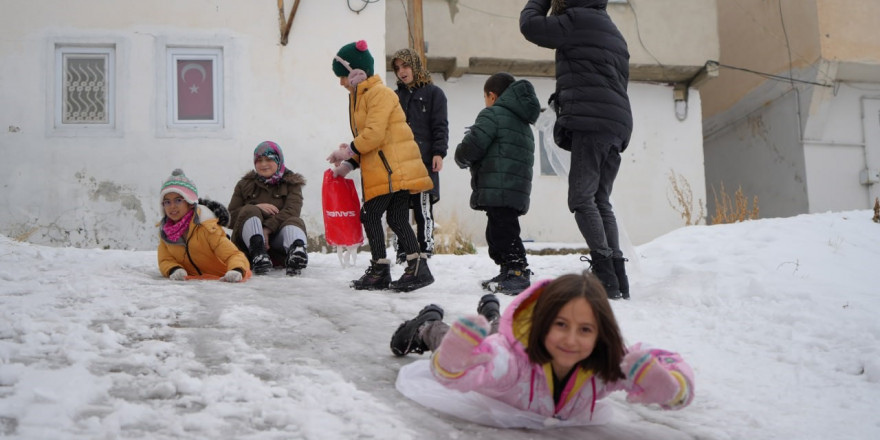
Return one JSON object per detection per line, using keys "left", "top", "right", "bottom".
{"left": 54, "top": 45, "right": 115, "bottom": 130}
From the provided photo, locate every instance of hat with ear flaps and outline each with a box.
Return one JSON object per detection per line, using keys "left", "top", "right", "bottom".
{"left": 332, "top": 40, "right": 374, "bottom": 78}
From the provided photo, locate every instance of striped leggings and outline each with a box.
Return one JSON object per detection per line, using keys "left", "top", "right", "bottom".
{"left": 362, "top": 190, "right": 419, "bottom": 261}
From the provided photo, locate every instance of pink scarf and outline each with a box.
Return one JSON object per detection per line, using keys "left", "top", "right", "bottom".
{"left": 163, "top": 209, "right": 195, "bottom": 242}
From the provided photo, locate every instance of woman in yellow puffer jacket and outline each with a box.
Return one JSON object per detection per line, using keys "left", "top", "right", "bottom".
{"left": 328, "top": 40, "right": 434, "bottom": 293}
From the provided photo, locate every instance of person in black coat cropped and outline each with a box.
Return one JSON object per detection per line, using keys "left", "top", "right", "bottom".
{"left": 520, "top": 0, "right": 632, "bottom": 300}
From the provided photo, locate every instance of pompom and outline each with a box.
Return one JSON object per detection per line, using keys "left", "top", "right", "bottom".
{"left": 171, "top": 168, "right": 184, "bottom": 176}
{"left": 355, "top": 40, "right": 368, "bottom": 51}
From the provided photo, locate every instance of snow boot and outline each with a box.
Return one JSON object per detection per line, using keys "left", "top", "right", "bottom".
{"left": 389, "top": 254, "right": 434, "bottom": 292}
{"left": 351, "top": 259, "right": 392, "bottom": 290}
{"left": 481, "top": 263, "right": 509, "bottom": 290}
{"left": 248, "top": 235, "right": 273, "bottom": 275}
{"left": 390, "top": 304, "right": 444, "bottom": 356}
{"left": 477, "top": 293, "right": 501, "bottom": 325}
{"left": 613, "top": 257, "right": 630, "bottom": 300}
{"left": 491, "top": 264, "right": 532, "bottom": 296}
{"left": 285, "top": 239, "right": 308, "bottom": 276}
{"left": 587, "top": 251, "right": 622, "bottom": 300}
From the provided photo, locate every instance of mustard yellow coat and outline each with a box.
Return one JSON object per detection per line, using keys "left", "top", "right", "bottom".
{"left": 157, "top": 206, "right": 250, "bottom": 278}
{"left": 346, "top": 75, "right": 433, "bottom": 201}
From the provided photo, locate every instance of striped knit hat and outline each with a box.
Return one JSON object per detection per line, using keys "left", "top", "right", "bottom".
{"left": 160, "top": 169, "right": 198, "bottom": 205}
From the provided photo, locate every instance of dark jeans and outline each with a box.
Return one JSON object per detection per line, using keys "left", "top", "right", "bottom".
{"left": 485, "top": 207, "right": 527, "bottom": 267}
{"left": 569, "top": 132, "right": 622, "bottom": 258}
{"left": 361, "top": 190, "right": 419, "bottom": 261}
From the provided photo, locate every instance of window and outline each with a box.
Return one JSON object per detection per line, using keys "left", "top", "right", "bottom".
{"left": 166, "top": 47, "right": 223, "bottom": 127}
{"left": 55, "top": 45, "right": 115, "bottom": 129}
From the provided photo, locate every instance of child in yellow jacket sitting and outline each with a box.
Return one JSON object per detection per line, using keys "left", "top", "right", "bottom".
{"left": 157, "top": 169, "right": 250, "bottom": 282}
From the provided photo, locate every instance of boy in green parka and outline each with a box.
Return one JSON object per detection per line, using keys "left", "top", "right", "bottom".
{"left": 454, "top": 72, "right": 541, "bottom": 295}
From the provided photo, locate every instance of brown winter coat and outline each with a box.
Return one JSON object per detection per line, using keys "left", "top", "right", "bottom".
{"left": 228, "top": 170, "right": 307, "bottom": 250}
{"left": 157, "top": 206, "right": 250, "bottom": 278}
{"left": 345, "top": 74, "right": 433, "bottom": 201}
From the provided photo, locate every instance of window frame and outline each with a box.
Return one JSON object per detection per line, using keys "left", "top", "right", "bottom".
{"left": 165, "top": 47, "right": 224, "bottom": 129}
{"left": 53, "top": 44, "right": 116, "bottom": 131}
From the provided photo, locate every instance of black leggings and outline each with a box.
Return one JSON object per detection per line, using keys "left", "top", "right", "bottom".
{"left": 361, "top": 190, "right": 420, "bottom": 261}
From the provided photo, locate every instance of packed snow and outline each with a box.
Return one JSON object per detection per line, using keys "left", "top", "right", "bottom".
{"left": 1, "top": 210, "right": 878, "bottom": 439}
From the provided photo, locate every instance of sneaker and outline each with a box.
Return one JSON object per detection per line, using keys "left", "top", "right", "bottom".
{"left": 248, "top": 235, "right": 273, "bottom": 275}
{"left": 491, "top": 267, "right": 532, "bottom": 296}
{"left": 389, "top": 255, "right": 434, "bottom": 292}
{"left": 285, "top": 239, "right": 308, "bottom": 276}
{"left": 477, "top": 294, "right": 501, "bottom": 324}
{"left": 390, "top": 304, "right": 444, "bottom": 356}
{"left": 481, "top": 264, "right": 509, "bottom": 290}
{"left": 351, "top": 259, "right": 392, "bottom": 290}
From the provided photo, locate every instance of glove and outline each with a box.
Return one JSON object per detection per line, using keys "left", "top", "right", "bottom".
{"left": 332, "top": 161, "right": 353, "bottom": 178}
{"left": 622, "top": 348, "right": 694, "bottom": 409}
{"left": 432, "top": 315, "right": 492, "bottom": 378}
{"left": 327, "top": 143, "right": 354, "bottom": 166}
{"left": 169, "top": 268, "right": 187, "bottom": 281}
{"left": 220, "top": 270, "right": 243, "bottom": 283}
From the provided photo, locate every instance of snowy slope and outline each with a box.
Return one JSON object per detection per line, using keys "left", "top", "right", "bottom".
{"left": 1, "top": 210, "right": 878, "bottom": 439}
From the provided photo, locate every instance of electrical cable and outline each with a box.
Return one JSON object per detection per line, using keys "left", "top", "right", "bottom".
{"left": 707, "top": 60, "right": 832, "bottom": 88}
{"left": 626, "top": 0, "right": 665, "bottom": 77}
{"left": 399, "top": 0, "right": 415, "bottom": 49}
{"left": 347, "top": 0, "right": 380, "bottom": 14}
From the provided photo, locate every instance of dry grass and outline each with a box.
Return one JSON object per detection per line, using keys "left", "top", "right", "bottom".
{"left": 711, "top": 182, "right": 760, "bottom": 225}
{"left": 432, "top": 214, "right": 477, "bottom": 255}
{"left": 873, "top": 197, "right": 879, "bottom": 223}
{"left": 667, "top": 170, "right": 705, "bottom": 226}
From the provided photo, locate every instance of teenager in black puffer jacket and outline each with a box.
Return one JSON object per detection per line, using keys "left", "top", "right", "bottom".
{"left": 520, "top": 0, "right": 633, "bottom": 300}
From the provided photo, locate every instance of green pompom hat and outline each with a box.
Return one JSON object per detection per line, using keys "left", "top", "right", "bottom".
{"left": 332, "top": 40, "right": 374, "bottom": 78}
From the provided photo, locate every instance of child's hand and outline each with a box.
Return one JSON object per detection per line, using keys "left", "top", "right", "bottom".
{"left": 220, "top": 270, "right": 243, "bottom": 283}
{"left": 433, "top": 315, "right": 492, "bottom": 377}
{"left": 332, "top": 161, "right": 353, "bottom": 178}
{"left": 169, "top": 268, "right": 187, "bottom": 281}
{"left": 622, "top": 349, "right": 694, "bottom": 410}
{"left": 327, "top": 144, "right": 354, "bottom": 166}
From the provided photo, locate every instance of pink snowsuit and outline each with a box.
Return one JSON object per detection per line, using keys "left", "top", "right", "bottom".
{"left": 430, "top": 279, "right": 695, "bottom": 423}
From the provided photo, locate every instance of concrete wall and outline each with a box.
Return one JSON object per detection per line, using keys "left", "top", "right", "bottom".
{"left": 704, "top": 90, "right": 808, "bottom": 220}
{"left": 406, "top": 73, "right": 706, "bottom": 246}
{"left": 0, "top": 0, "right": 384, "bottom": 249}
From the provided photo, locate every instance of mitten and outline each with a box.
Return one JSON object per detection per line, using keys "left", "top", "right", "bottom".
{"left": 220, "top": 270, "right": 243, "bottom": 283}
{"left": 327, "top": 144, "right": 355, "bottom": 166}
{"left": 169, "top": 268, "right": 187, "bottom": 281}
{"left": 432, "top": 315, "right": 492, "bottom": 378}
{"left": 622, "top": 348, "right": 694, "bottom": 410}
{"left": 332, "top": 161, "right": 353, "bottom": 178}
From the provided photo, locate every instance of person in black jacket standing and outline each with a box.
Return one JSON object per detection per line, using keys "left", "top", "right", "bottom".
{"left": 390, "top": 48, "right": 449, "bottom": 264}
{"left": 520, "top": 0, "right": 632, "bottom": 300}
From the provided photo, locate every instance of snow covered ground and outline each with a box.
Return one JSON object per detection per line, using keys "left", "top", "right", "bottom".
{"left": 1, "top": 210, "right": 878, "bottom": 439}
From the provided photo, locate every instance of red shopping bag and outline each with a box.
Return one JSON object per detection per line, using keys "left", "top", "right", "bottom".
{"left": 322, "top": 169, "right": 364, "bottom": 246}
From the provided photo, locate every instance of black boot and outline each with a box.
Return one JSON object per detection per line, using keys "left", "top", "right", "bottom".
{"left": 390, "top": 304, "right": 444, "bottom": 356}
{"left": 613, "top": 257, "right": 630, "bottom": 300}
{"left": 351, "top": 259, "right": 392, "bottom": 290}
{"left": 248, "top": 235, "right": 273, "bottom": 275}
{"left": 481, "top": 263, "right": 509, "bottom": 290}
{"left": 389, "top": 254, "right": 434, "bottom": 292}
{"left": 492, "top": 264, "right": 532, "bottom": 296}
{"left": 477, "top": 294, "right": 501, "bottom": 325}
{"left": 285, "top": 239, "right": 308, "bottom": 276}
{"left": 588, "top": 251, "right": 621, "bottom": 300}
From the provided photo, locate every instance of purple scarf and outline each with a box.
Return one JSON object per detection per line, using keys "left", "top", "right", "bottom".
{"left": 163, "top": 209, "right": 195, "bottom": 242}
{"left": 254, "top": 141, "right": 287, "bottom": 186}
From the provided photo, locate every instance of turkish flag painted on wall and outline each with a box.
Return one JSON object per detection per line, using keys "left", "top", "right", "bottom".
{"left": 176, "top": 60, "right": 214, "bottom": 120}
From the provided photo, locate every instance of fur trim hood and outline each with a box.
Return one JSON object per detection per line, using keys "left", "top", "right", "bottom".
{"left": 240, "top": 169, "right": 306, "bottom": 187}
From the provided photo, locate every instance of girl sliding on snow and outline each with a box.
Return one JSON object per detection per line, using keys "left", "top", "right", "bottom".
{"left": 157, "top": 169, "right": 250, "bottom": 282}
{"left": 390, "top": 272, "right": 694, "bottom": 427}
